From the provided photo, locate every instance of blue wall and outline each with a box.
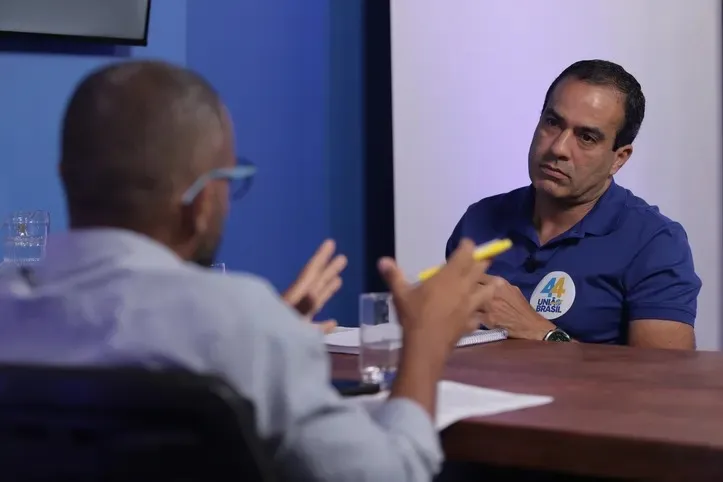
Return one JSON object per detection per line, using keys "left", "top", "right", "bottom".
{"left": 0, "top": 0, "right": 187, "bottom": 231}
{"left": 186, "top": 0, "right": 364, "bottom": 324}
{"left": 0, "top": 0, "right": 364, "bottom": 325}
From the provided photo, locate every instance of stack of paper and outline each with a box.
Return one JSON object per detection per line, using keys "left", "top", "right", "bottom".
{"left": 350, "top": 380, "right": 553, "bottom": 430}
{"left": 325, "top": 327, "right": 359, "bottom": 354}
{"left": 325, "top": 327, "right": 507, "bottom": 355}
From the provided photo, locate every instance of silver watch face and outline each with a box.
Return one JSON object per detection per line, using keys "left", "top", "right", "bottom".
{"left": 546, "top": 329, "right": 571, "bottom": 342}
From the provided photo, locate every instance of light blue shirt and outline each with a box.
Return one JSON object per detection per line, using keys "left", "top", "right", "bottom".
{"left": 0, "top": 229, "right": 442, "bottom": 481}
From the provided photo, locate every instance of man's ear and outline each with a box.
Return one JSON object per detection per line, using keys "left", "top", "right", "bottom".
{"left": 182, "top": 184, "right": 213, "bottom": 237}
{"left": 610, "top": 144, "right": 633, "bottom": 176}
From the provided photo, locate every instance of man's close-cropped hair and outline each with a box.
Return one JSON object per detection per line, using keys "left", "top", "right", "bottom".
{"left": 542, "top": 59, "right": 646, "bottom": 150}
{"left": 60, "top": 60, "right": 224, "bottom": 228}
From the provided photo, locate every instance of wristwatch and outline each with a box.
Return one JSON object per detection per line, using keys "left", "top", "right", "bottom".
{"left": 543, "top": 328, "right": 571, "bottom": 342}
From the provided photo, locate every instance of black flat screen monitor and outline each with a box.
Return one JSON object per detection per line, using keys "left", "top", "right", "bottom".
{"left": 0, "top": 0, "right": 151, "bottom": 46}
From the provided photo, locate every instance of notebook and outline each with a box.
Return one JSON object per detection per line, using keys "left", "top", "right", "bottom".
{"left": 325, "top": 327, "right": 507, "bottom": 355}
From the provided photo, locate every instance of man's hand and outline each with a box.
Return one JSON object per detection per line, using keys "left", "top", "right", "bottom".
{"left": 379, "top": 239, "right": 497, "bottom": 417}
{"left": 283, "top": 239, "right": 348, "bottom": 334}
{"left": 477, "top": 274, "right": 556, "bottom": 340}
{"left": 380, "top": 239, "right": 495, "bottom": 353}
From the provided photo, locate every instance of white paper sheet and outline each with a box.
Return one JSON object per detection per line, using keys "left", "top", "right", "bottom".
{"left": 325, "top": 327, "right": 507, "bottom": 355}
{"left": 349, "top": 380, "right": 553, "bottom": 430}
{"left": 325, "top": 327, "right": 361, "bottom": 354}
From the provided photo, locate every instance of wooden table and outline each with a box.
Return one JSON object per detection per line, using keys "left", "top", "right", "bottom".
{"left": 331, "top": 341, "right": 723, "bottom": 480}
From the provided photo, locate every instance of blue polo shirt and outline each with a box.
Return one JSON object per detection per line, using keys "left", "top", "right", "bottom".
{"left": 446, "top": 180, "right": 701, "bottom": 344}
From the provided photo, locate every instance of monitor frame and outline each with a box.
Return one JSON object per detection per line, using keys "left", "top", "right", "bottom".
{"left": 0, "top": 0, "right": 152, "bottom": 46}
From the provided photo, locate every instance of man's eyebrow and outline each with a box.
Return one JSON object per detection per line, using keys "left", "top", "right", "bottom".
{"left": 544, "top": 107, "right": 607, "bottom": 140}
{"left": 575, "top": 125, "right": 606, "bottom": 140}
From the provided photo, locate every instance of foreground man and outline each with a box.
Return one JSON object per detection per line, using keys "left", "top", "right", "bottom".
{"left": 447, "top": 60, "right": 701, "bottom": 348}
{"left": 0, "top": 61, "right": 495, "bottom": 481}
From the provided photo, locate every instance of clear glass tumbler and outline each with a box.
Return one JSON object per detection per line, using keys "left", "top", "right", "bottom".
{"left": 2, "top": 210, "right": 50, "bottom": 266}
{"left": 210, "top": 262, "right": 226, "bottom": 273}
{"left": 359, "top": 292, "right": 401, "bottom": 389}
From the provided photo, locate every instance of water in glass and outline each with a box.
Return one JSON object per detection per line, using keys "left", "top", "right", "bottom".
{"left": 359, "top": 293, "right": 401, "bottom": 388}
{"left": 2, "top": 211, "right": 50, "bottom": 266}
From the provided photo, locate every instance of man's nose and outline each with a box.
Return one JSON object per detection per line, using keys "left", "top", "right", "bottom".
{"left": 549, "top": 130, "right": 573, "bottom": 161}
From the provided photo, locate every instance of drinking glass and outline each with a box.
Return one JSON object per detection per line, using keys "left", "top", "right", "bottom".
{"left": 2, "top": 210, "right": 50, "bottom": 265}
{"left": 359, "top": 292, "right": 401, "bottom": 389}
{"left": 210, "top": 262, "right": 226, "bottom": 273}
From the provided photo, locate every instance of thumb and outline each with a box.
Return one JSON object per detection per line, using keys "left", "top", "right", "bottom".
{"left": 378, "top": 257, "right": 409, "bottom": 295}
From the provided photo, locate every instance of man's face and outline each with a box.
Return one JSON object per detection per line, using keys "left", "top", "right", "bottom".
{"left": 192, "top": 108, "right": 235, "bottom": 267}
{"left": 527, "top": 78, "right": 632, "bottom": 202}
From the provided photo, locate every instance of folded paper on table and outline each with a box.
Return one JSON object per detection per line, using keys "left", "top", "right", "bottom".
{"left": 348, "top": 380, "right": 553, "bottom": 430}
{"left": 325, "top": 327, "right": 507, "bottom": 355}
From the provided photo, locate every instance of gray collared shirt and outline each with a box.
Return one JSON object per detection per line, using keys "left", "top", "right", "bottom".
{"left": 0, "top": 229, "right": 441, "bottom": 481}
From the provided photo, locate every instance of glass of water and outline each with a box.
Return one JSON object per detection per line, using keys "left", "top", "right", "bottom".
{"left": 3, "top": 210, "right": 50, "bottom": 266}
{"left": 210, "top": 262, "right": 226, "bottom": 273}
{"left": 359, "top": 292, "right": 401, "bottom": 389}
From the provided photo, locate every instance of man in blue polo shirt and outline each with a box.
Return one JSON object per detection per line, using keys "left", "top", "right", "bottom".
{"left": 446, "top": 59, "right": 701, "bottom": 348}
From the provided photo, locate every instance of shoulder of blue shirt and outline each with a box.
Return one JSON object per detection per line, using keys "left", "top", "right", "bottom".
{"left": 451, "top": 183, "right": 693, "bottom": 254}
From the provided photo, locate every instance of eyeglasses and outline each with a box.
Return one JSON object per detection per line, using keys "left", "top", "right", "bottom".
{"left": 181, "top": 157, "right": 257, "bottom": 205}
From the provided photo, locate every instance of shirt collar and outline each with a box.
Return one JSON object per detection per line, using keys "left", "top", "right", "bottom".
{"left": 510, "top": 179, "right": 626, "bottom": 241}
{"left": 41, "top": 228, "right": 184, "bottom": 280}
{"left": 576, "top": 179, "right": 626, "bottom": 236}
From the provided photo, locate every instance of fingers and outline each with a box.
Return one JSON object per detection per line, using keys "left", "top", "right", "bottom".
{"left": 465, "top": 313, "right": 483, "bottom": 333}
{"left": 477, "top": 273, "right": 498, "bottom": 285}
{"left": 378, "top": 257, "right": 409, "bottom": 296}
{"left": 306, "top": 239, "right": 337, "bottom": 273}
{"left": 301, "top": 253, "right": 347, "bottom": 315}
{"left": 469, "top": 283, "right": 496, "bottom": 314}
{"left": 467, "top": 260, "right": 492, "bottom": 286}
{"left": 316, "top": 254, "right": 348, "bottom": 291}
{"left": 313, "top": 319, "right": 338, "bottom": 334}
{"left": 308, "top": 276, "right": 343, "bottom": 316}
{"left": 477, "top": 273, "right": 507, "bottom": 294}
{"left": 286, "top": 239, "right": 337, "bottom": 302}
{"left": 446, "top": 238, "right": 477, "bottom": 275}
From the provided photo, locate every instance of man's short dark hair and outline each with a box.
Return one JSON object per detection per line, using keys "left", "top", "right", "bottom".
{"left": 542, "top": 59, "right": 646, "bottom": 150}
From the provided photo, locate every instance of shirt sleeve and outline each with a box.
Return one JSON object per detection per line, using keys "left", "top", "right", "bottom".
{"left": 213, "top": 276, "right": 443, "bottom": 482}
{"left": 623, "top": 222, "right": 701, "bottom": 325}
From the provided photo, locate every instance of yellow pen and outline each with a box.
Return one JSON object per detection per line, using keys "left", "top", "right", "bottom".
{"left": 417, "top": 238, "right": 513, "bottom": 281}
